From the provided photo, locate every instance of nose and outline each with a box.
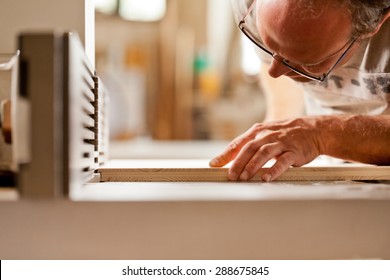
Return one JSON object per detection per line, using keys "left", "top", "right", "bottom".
{"left": 268, "top": 58, "right": 292, "bottom": 78}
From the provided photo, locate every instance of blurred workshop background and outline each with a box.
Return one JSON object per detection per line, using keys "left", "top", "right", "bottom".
{"left": 94, "top": 0, "right": 265, "bottom": 142}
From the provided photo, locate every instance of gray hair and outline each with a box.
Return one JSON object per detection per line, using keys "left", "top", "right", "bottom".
{"left": 295, "top": 0, "right": 390, "bottom": 37}
{"left": 347, "top": 0, "right": 390, "bottom": 37}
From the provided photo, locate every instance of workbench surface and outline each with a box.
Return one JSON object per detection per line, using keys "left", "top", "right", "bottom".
{"left": 1, "top": 140, "right": 389, "bottom": 259}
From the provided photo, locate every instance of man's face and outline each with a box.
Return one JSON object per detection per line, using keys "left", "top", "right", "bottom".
{"left": 256, "top": 0, "right": 357, "bottom": 82}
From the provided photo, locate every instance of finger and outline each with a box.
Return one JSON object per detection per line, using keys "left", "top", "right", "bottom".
{"left": 262, "top": 151, "right": 295, "bottom": 182}
{"left": 209, "top": 141, "right": 239, "bottom": 167}
{"left": 229, "top": 139, "right": 270, "bottom": 181}
{"left": 209, "top": 132, "right": 256, "bottom": 167}
{"left": 239, "top": 143, "right": 283, "bottom": 181}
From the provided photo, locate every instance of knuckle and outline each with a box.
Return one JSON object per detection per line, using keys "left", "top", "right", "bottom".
{"left": 250, "top": 123, "right": 264, "bottom": 134}
{"left": 259, "top": 145, "right": 273, "bottom": 157}
{"left": 272, "top": 163, "right": 284, "bottom": 174}
{"left": 269, "top": 164, "right": 286, "bottom": 179}
{"left": 227, "top": 140, "right": 239, "bottom": 151}
{"left": 251, "top": 123, "right": 262, "bottom": 130}
{"left": 288, "top": 117, "right": 304, "bottom": 126}
{"left": 245, "top": 162, "right": 259, "bottom": 173}
{"left": 244, "top": 141, "right": 260, "bottom": 154}
{"left": 264, "top": 130, "right": 281, "bottom": 142}
{"left": 279, "top": 154, "right": 292, "bottom": 165}
{"left": 269, "top": 154, "right": 295, "bottom": 178}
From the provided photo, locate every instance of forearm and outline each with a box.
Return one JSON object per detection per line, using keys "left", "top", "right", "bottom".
{"left": 317, "top": 114, "right": 390, "bottom": 165}
{"left": 210, "top": 113, "right": 390, "bottom": 182}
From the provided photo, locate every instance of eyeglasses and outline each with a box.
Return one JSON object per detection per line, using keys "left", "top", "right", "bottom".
{"left": 236, "top": 0, "right": 357, "bottom": 82}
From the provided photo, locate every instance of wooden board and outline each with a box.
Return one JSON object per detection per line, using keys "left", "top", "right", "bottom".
{"left": 98, "top": 160, "right": 390, "bottom": 182}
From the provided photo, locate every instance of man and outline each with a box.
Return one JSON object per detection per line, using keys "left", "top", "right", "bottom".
{"left": 210, "top": 0, "right": 390, "bottom": 182}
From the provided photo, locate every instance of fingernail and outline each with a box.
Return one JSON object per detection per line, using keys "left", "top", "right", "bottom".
{"left": 240, "top": 170, "right": 249, "bottom": 181}
{"left": 262, "top": 174, "right": 272, "bottom": 182}
{"left": 209, "top": 159, "right": 219, "bottom": 166}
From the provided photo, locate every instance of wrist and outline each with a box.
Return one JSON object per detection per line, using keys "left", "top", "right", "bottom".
{"left": 313, "top": 115, "right": 346, "bottom": 157}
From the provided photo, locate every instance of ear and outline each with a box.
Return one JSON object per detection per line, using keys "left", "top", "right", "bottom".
{"left": 364, "top": 9, "right": 390, "bottom": 38}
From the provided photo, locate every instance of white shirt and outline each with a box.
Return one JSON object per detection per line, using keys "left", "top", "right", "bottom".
{"left": 302, "top": 20, "right": 390, "bottom": 116}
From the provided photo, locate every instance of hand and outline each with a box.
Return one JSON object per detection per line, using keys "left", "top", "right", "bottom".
{"left": 209, "top": 117, "right": 322, "bottom": 182}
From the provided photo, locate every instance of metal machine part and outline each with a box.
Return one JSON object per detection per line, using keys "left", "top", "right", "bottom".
{"left": 0, "top": 32, "right": 108, "bottom": 197}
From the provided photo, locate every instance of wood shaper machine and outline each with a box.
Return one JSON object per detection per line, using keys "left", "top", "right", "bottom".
{"left": 0, "top": 32, "right": 109, "bottom": 198}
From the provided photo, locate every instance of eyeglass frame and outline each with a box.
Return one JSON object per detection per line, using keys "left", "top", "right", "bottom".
{"left": 238, "top": 0, "right": 357, "bottom": 82}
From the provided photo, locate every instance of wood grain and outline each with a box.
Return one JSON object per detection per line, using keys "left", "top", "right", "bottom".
{"left": 98, "top": 166, "right": 390, "bottom": 182}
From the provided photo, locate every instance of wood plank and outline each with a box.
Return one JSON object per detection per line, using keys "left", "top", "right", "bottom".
{"left": 98, "top": 165, "right": 390, "bottom": 182}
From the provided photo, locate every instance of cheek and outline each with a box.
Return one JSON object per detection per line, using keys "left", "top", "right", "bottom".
{"left": 299, "top": 43, "right": 359, "bottom": 75}
{"left": 300, "top": 63, "right": 333, "bottom": 75}
{"left": 309, "top": 45, "right": 359, "bottom": 74}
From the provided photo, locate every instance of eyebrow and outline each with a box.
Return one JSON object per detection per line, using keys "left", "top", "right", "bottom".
{"left": 260, "top": 29, "right": 353, "bottom": 67}
{"left": 306, "top": 41, "right": 353, "bottom": 66}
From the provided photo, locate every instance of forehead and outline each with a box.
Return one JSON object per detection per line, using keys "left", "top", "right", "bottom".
{"left": 256, "top": 0, "right": 353, "bottom": 61}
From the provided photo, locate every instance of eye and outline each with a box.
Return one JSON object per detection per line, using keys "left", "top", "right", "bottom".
{"left": 302, "top": 63, "right": 322, "bottom": 71}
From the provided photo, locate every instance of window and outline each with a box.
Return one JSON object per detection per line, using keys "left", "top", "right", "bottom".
{"left": 95, "top": 0, "right": 117, "bottom": 14}
{"left": 95, "top": 0, "right": 166, "bottom": 22}
{"left": 119, "top": 0, "right": 166, "bottom": 22}
{"left": 241, "top": 34, "right": 261, "bottom": 76}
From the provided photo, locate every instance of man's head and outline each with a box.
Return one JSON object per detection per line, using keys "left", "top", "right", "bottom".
{"left": 254, "top": 0, "right": 390, "bottom": 82}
